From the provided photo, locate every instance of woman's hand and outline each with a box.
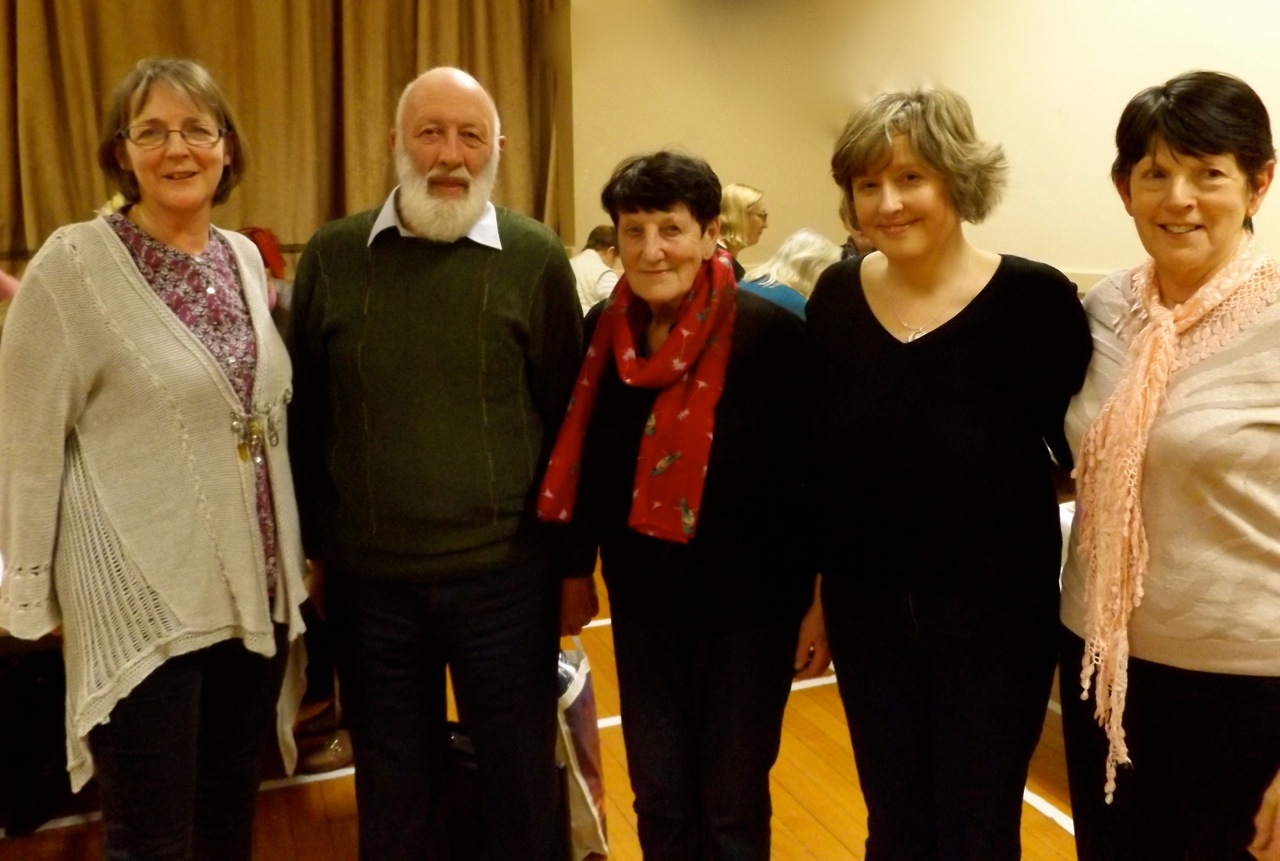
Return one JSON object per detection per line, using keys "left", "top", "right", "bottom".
{"left": 560, "top": 576, "right": 599, "bottom": 636}
{"left": 793, "top": 575, "right": 831, "bottom": 680}
{"left": 1251, "top": 769, "right": 1280, "bottom": 860}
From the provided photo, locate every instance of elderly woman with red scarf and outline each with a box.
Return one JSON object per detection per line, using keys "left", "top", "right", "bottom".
{"left": 541, "top": 150, "right": 827, "bottom": 861}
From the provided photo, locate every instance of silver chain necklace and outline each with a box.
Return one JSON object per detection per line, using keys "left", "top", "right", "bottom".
{"left": 885, "top": 251, "right": 972, "bottom": 342}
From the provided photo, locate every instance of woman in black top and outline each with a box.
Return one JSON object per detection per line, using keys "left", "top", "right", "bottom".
{"left": 808, "top": 88, "right": 1092, "bottom": 860}
{"left": 542, "top": 151, "right": 827, "bottom": 860}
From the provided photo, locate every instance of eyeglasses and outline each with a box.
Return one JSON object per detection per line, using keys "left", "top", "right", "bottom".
{"left": 120, "top": 124, "right": 225, "bottom": 149}
{"left": 747, "top": 209, "right": 769, "bottom": 224}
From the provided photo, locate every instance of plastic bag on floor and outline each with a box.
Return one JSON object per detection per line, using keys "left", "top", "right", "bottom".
{"left": 557, "top": 638, "right": 607, "bottom": 861}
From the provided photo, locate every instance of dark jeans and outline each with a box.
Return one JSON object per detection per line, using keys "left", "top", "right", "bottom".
{"left": 610, "top": 612, "right": 800, "bottom": 861}
{"left": 329, "top": 561, "right": 562, "bottom": 861}
{"left": 824, "top": 584, "right": 1058, "bottom": 861}
{"left": 1059, "top": 627, "right": 1280, "bottom": 860}
{"left": 87, "top": 628, "right": 289, "bottom": 861}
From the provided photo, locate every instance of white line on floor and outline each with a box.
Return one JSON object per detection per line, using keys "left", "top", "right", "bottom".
{"left": 790, "top": 674, "right": 839, "bottom": 691}
{"left": 1023, "top": 786, "right": 1075, "bottom": 835}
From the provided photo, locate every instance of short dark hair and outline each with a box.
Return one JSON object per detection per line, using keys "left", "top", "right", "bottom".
{"left": 583, "top": 224, "right": 616, "bottom": 251}
{"left": 1113, "top": 71, "right": 1275, "bottom": 230}
{"left": 600, "top": 151, "right": 721, "bottom": 230}
{"left": 97, "top": 58, "right": 247, "bottom": 207}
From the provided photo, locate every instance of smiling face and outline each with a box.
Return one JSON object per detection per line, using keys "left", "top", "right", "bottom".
{"left": 117, "top": 84, "right": 230, "bottom": 222}
{"left": 1119, "top": 138, "right": 1273, "bottom": 300}
{"left": 618, "top": 205, "right": 719, "bottom": 319}
{"left": 851, "top": 134, "right": 961, "bottom": 262}
{"left": 395, "top": 69, "right": 502, "bottom": 200}
{"left": 393, "top": 69, "right": 505, "bottom": 241}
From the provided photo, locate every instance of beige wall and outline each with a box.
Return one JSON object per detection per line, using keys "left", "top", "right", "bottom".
{"left": 570, "top": 0, "right": 1280, "bottom": 285}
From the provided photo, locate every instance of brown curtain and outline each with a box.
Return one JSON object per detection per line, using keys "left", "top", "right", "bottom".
{"left": 0, "top": 0, "right": 570, "bottom": 277}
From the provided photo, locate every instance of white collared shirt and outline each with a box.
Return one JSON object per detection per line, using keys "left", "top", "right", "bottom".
{"left": 366, "top": 188, "right": 503, "bottom": 250}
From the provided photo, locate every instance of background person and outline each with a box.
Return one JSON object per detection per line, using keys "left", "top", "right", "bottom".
{"left": 286, "top": 66, "right": 581, "bottom": 861}
{"left": 569, "top": 223, "right": 620, "bottom": 313}
{"left": 540, "top": 151, "right": 828, "bottom": 860}
{"left": 740, "top": 227, "right": 842, "bottom": 319}
{"left": 0, "top": 57, "right": 308, "bottom": 860}
{"left": 808, "top": 87, "right": 1092, "bottom": 860}
{"left": 1059, "top": 70, "right": 1280, "bottom": 861}
{"left": 0, "top": 270, "right": 17, "bottom": 301}
{"left": 838, "top": 195, "right": 876, "bottom": 260}
{"left": 719, "top": 182, "right": 768, "bottom": 280}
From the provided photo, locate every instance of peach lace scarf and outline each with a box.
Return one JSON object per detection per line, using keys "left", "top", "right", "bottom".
{"left": 1075, "top": 236, "right": 1279, "bottom": 802}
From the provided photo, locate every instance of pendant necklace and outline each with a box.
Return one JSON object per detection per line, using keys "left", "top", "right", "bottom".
{"left": 886, "top": 251, "right": 972, "bottom": 342}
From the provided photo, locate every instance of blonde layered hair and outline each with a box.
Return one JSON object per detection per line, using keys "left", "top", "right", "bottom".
{"left": 719, "top": 183, "right": 763, "bottom": 252}
{"left": 831, "top": 88, "right": 1006, "bottom": 224}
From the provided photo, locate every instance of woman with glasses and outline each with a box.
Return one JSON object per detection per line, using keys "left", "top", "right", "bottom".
{"left": 0, "top": 58, "right": 308, "bottom": 860}
{"left": 719, "top": 182, "right": 769, "bottom": 280}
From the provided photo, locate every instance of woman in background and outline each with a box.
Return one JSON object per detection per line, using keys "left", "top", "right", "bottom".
{"left": 0, "top": 270, "right": 17, "bottom": 301}
{"left": 740, "top": 227, "right": 842, "bottom": 319}
{"left": 1060, "top": 70, "right": 1280, "bottom": 861}
{"left": 0, "top": 58, "right": 308, "bottom": 860}
{"left": 808, "top": 87, "right": 1091, "bottom": 859}
{"left": 719, "top": 182, "right": 768, "bottom": 280}
{"left": 543, "top": 151, "right": 827, "bottom": 860}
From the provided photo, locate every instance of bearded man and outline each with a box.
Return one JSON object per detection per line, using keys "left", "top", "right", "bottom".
{"left": 286, "top": 67, "right": 581, "bottom": 861}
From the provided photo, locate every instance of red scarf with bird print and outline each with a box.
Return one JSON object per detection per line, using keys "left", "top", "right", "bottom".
{"left": 537, "top": 249, "right": 737, "bottom": 543}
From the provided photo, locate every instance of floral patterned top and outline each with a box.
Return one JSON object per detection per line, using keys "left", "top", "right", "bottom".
{"left": 107, "top": 211, "right": 278, "bottom": 593}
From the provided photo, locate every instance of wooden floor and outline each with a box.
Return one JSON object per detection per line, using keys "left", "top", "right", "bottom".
{"left": 0, "top": 573, "right": 1079, "bottom": 860}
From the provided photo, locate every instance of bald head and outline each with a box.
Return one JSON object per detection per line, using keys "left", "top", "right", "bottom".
{"left": 395, "top": 67, "right": 500, "bottom": 140}
{"left": 391, "top": 66, "right": 505, "bottom": 240}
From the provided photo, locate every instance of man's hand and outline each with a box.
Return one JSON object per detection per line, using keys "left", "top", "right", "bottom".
{"left": 306, "top": 559, "right": 327, "bottom": 621}
{"left": 560, "top": 576, "right": 599, "bottom": 636}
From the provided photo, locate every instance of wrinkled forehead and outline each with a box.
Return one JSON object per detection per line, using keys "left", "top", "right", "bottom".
{"left": 401, "top": 77, "right": 497, "bottom": 133}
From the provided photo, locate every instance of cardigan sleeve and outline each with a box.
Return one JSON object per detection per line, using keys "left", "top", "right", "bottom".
{"left": 0, "top": 234, "right": 88, "bottom": 637}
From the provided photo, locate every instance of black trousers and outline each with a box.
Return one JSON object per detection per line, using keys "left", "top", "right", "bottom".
{"left": 824, "top": 583, "right": 1058, "bottom": 861}
{"left": 611, "top": 612, "right": 800, "bottom": 861}
{"left": 87, "top": 628, "right": 289, "bottom": 861}
{"left": 328, "top": 560, "right": 563, "bottom": 861}
{"left": 1060, "top": 626, "right": 1280, "bottom": 860}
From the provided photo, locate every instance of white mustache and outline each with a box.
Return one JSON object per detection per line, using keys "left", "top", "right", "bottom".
{"left": 425, "top": 167, "right": 471, "bottom": 188}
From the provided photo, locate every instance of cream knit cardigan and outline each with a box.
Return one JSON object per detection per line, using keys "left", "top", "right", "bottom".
{"left": 0, "top": 217, "right": 308, "bottom": 791}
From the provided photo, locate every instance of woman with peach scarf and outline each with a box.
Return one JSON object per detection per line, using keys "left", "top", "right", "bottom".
{"left": 1060, "top": 70, "right": 1280, "bottom": 860}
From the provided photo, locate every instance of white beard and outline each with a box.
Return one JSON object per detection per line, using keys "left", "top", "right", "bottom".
{"left": 394, "top": 145, "right": 499, "bottom": 242}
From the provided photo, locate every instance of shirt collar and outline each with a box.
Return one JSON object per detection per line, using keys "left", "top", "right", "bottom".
{"left": 367, "top": 188, "right": 502, "bottom": 250}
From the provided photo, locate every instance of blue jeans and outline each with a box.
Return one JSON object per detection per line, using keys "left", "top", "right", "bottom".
{"left": 611, "top": 612, "right": 800, "bottom": 861}
{"left": 824, "top": 584, "right": 1057, "bottom": 861}
{"left": 87, "top": 628, "right": 289, "bottom": 861}
{"left": 329, "top": 561, "right": 562, "bottom": 861}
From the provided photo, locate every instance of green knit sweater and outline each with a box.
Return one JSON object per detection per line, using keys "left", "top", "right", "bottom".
{"left": 287, "top": 206, "right": 582, "bottom": 580}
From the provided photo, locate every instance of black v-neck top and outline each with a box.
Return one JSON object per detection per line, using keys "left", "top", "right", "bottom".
{"left": 806, "top": 254, "right": 1092, "bottom": 600}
